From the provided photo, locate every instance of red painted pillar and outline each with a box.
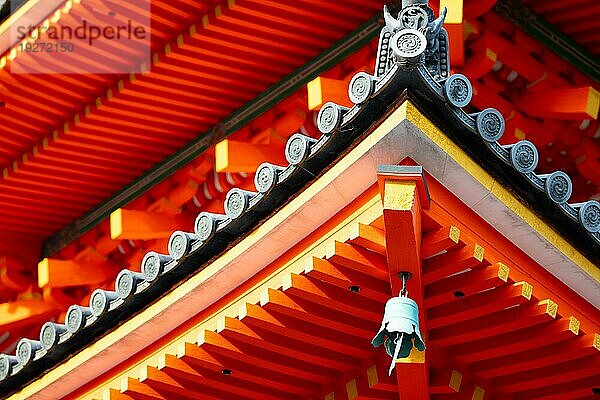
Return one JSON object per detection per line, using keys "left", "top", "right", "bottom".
{"left": 377, "top": 165, "right": 430, "bottom": 400}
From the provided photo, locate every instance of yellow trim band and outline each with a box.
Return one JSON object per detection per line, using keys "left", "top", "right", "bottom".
{"left": 403, "top": 102, "right": 599, "bottom": 282}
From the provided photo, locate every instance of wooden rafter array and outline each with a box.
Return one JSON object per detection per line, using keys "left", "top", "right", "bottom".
{"left": 0, "top": 0, "right": 381, "bottom": 240}
{"left": 93, "top": 181, "right": 599, "bottom": 400}
{"left": 0, "top": 0, "right": 332, "bottom": 348}
{"left": 0, "top": 160, "right": 255, "bottom": 353}
{"left": 423, "top": 180, "right": 600, "bottom": 400}
{"left": 99, "top": 225, "right": 391, "bottom": 400}
{"left": 0, "top": 0, "right": 381, "bottom": 251}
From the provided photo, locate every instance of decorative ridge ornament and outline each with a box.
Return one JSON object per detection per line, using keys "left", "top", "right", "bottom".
{"left": 382, "top": 4, "right": 448, "bottom": 77}
{"left": 372, "top": 273, "right": 425, "bottom": 375}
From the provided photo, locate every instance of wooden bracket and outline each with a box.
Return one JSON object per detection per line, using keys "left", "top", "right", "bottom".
{"left": 110, "top": 208, "right": 187, "bottom": 240}
{"left": 377, "top": 165, "right": 430, "bottom": 295}
{"left": 307, "top": 76, "right": 353, "bottom": 110}
{"left": 215, "top": 139, "right": 287, "bottom": 173}
{"left": 38, "top": 256, "right": 117, "bottom": 289}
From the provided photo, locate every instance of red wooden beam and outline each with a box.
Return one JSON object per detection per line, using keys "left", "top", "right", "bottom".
{"left": 423, "top": 243, "right": 487, "bottom": 284}
{"left": 239, "top": 302, "right": 372, "bottom": 358}
{"left": 427, "top": 281, "right": 533, "bottom": 329}
{"left": 176, "top": 342, "right": 312, "bottom": 398}
{"left": 377, "top": 165, "right": 430, "bottom": 400}
{"left": 307, "top": 76, "right": 353, "bottom": 110}
{"left": 110, "top": 208, "right": 188, "bottom": 240}
{"left": 306, "top": 257, "right": 391, "bottom": 303}
{"left": 214, "top": 318, "right": 349, "bottom": 376}
{"left": 421, "top": 225, "right": 461, "bottom": 259}
{"left": 450, "top": 316, "right": 580, "bottom": 365}
{"left": 475, "top": 333, "right": 600, "bottom": 380}
{"left": 37, "top": 256, "right": 117, "bottom": 289}
{"left": 430, "top": 299, "right": 558, "bottom": 347}
{"left": 377, "top": 165, "right": 429, "bottom": 294}
{"left": 518, "top": 87, "right": 600, "bottom": 120}
{"left": 325, "top": 241, "right": 389, "bottom": 280}
{"left": 0, "top": 300, "right": 57, "bottom": 332}
{"left": 260, "top": 288, "right": 376, "bottom": 340}
{"left": 283, "top": 273, "right": 382, "bottom": 323}
{"left": 140, "top": 365, "right": 211, "bottom": 400}
{"left": 425, "top": 262, "right": 510, "bottom": 308}
{"left": 348, "top": 223, "right": 386, "bottom": 255}
{"left": 215, "top": 139, "right": 287, "bottom": 173}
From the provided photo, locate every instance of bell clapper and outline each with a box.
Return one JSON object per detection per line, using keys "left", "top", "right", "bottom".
{"left": 389, "top": 332, "right": 405, "bottom": 375}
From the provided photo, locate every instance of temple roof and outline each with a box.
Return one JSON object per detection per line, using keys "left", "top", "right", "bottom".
{"left": 1, "top": 3, "right": 598, "bottom": 396}
{"left": 1, "top": 1, "right": 599, "bottom": 350}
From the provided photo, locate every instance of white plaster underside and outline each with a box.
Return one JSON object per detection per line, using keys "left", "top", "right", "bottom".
{"left": 31, "top": 113, "right": 599, "bottom": 400}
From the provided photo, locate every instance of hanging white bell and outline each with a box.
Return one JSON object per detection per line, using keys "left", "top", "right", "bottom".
{"left": 372, "top": 273, "right": 426, "bottom": 375}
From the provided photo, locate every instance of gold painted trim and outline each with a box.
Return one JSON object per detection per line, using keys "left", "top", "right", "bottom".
{"left": 473, "top": 244, "right": 485, "bottom": 262}
{"left": 449, "top": 370, "right": 462, "bottom": 392}
{"left": 383, "top": 180, "right": 417, "bottom": 211}
{"left": 366, "top": 365, "right": 378, "bottom": 388}
{"left": 345, "top": 379, "right": 358, "bottom": 400}
{"left": 395, "top": 344, "right": 426, "bottom": 364}
{"left": 497, "top": 263, "right": 510, "bottom": 282}
{"left": 473, "top": 385, "right": 486, "bottom": 400}
{"left": 83, "top": 200, "right": 383, "bottom": 398}
{"left": 516, "top": 281, "right": 534, "bottom": 301}
{"left": 540, "top": 299, "right": 559, "bottom": 319}
{"left": 449, "top": 225, "right": 460, "bottom": 243}
{"left": 86, "top": 199, "right": 383, "bottom": 399}
{"left": 568, "top": 316, "right": 581, "bottom": 335}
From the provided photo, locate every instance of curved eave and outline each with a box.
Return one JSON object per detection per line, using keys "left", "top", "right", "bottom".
{"left": 4, "top": 97, "right": 599, "bottom": 400}
{"left": 3, "top": 88, "right": 599, "bottom": 397}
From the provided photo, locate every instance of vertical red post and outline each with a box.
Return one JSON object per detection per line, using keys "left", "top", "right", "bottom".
{"left": 377, "top": 165, "right": 430, "bottom": 400}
